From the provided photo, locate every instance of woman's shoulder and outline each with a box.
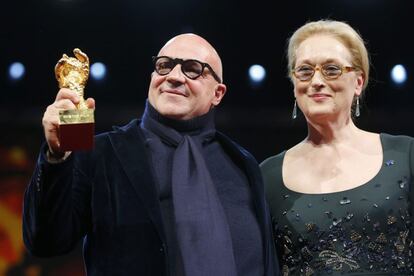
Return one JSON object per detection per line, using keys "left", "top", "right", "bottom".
{"left": 260, "top": 150, "right": 286, "bottom": 190}
{"left": 380, "top": 132, "right": 414, "bottom": 150}
{"left": 260, "top": 150, "right": 286, "bottom": 171}
{"left": 260, "top": 151, "right": 287, "bottom": 203}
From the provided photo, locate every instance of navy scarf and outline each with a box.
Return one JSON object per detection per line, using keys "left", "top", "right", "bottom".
{"left": 141, "top": 103, "right": 237, "bottom": 276}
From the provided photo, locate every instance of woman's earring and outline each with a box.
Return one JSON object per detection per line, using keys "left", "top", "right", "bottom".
{"left": 292, "top": 99, "right": 297, "bottom": 119}
{"left": 355, "top": 96, "right": 360, "bottom": 117}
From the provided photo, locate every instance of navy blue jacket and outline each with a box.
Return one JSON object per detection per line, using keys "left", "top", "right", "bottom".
{"left": 23, "top": 119, "right": 280, "bottom": 276}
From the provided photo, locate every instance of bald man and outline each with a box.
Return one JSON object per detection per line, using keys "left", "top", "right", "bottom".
{"left": 23, "top": 34, "right": 280, "bottom": 276}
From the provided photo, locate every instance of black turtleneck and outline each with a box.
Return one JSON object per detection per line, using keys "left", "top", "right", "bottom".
{"left": 140, "top": 102, "right": 264, "bottom": 276}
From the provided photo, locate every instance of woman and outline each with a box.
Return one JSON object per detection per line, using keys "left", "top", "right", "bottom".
{"left": 261, "top": 20, "right": 413, "bottom": 275}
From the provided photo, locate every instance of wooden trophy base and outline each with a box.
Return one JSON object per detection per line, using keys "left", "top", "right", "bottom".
{"left": 59, "top": 109, "right": 94, "bottom": 151}
{"left": 59, "top": 123, "right": 94, "bottom": 151}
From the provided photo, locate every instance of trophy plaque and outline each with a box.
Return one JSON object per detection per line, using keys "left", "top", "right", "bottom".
{"left": 55, "top": 48, "right": 94, "bottom": 151}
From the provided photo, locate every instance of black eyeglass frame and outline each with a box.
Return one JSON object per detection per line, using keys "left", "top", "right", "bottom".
{"left": 152, "top": 56, "right": 222, "bottom": 83}
{"left": 292, "top": 63, "right": 358, "bottom": 81}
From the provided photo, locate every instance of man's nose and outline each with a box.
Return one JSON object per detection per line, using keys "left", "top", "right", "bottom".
{"left": 166, "top": 64, "right": 186, "bottom": 82}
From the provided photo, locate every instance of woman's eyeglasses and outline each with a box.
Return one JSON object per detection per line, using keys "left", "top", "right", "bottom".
{"left": 292, "top": 63, "right": 357, "bottom": 81}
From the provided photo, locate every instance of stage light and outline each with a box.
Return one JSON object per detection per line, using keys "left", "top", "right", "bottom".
{"left": 8, "top": 62, "right": 25, "bottom": 80}
{"left": 90, "top": 62, "right": 106, "bottom": 80}
{"left": 248, "top": 64, "right": 266, "bottom": 83}
{"left": 391, "top": 64, "right": 407, "bottom": 85}
{"left": 248, "top": 64, "right": 266, "bottom": 89}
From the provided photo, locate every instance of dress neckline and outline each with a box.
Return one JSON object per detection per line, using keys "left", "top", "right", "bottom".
{"left": 279, "top": 133, "right": 386, "bottom": 195}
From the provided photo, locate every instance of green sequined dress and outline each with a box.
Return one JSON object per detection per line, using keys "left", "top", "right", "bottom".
{"left": 261, "top": 134, "right": 414, "bottom": 275}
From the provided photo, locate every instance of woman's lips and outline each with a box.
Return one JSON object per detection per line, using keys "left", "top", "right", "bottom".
{"left": 310, "top": 93, "right": 331, "bottom": 100}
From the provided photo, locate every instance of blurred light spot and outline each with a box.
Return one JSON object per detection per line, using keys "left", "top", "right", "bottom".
{"left": 10, "top": 146, "right": 28, "bottom": 166}
{"left": 248, "top": 64, "right": 266, "bottom": 83}
{"left": 9, "top": 62, "right": 25, "bottom": 80}
{"left": 90, "top": 62, "right": 106, "bottom": 80}
{"left": 391, "top": 64, "right": 407, "bottom": 85}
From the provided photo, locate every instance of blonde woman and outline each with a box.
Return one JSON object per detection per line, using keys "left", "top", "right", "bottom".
{"left": 261, "top": 20, "right": 413, "bottom": 275}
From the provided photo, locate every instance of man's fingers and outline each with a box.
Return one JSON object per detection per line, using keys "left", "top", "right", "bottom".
{"left": 55, "top": 88, "right": 80, "bottom": 104}
{"left": 42, "top": 99, "right": 76, "bottom": 129}
{"left": 54, "top": 99, "right": 78, "bottom": 110}
{"left": 85, "top": 98, "right": 96, "bottom": 109}
{"left": 43, "top": 89, "right": 95, "bottom": 154}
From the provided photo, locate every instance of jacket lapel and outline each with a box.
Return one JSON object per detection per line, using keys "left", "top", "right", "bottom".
{"left": 108, "top": 119, "right": 166, "bottom": 242}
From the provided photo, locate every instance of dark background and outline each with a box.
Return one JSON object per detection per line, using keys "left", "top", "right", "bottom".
{"left": 1, "top": 0, "right": 413, "bottom": 275}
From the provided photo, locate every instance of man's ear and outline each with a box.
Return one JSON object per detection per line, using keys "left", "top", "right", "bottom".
{"left": 211, "top": 83, "right": 227, "bottom": 106}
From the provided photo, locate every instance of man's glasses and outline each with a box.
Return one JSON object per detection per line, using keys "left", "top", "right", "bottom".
{"left": 153, "top": 56, "right": 222, "bottom": 83}
{"left": 292, "top": 63, "right": 357, "bottom": 81}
